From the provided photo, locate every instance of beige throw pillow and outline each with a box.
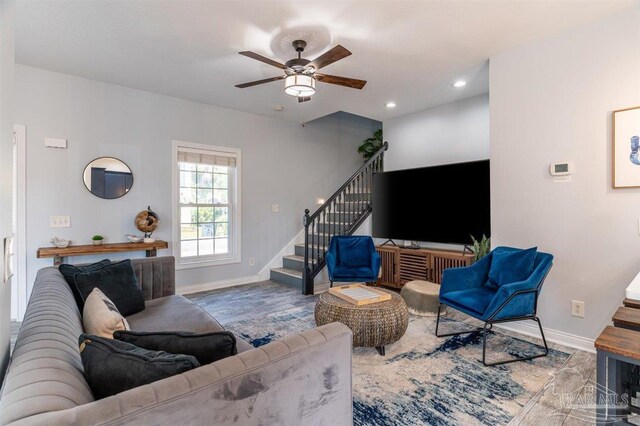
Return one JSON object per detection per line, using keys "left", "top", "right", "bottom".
{"left": 83, "top": 287, "right": 130, "bottom": 338}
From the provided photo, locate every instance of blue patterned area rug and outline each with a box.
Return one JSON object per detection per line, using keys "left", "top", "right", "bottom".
{"left": 224, "top": 306, "right": 571, "bottom": 426}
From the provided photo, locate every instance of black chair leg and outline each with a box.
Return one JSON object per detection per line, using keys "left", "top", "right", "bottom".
{"left": 481, "top": 317, "right": 549, "bottom": 366}
{"left": 435, "top": 304, "right": 484, "bottom": 338}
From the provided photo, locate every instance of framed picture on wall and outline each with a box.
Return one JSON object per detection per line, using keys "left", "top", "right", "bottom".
{"left": 613, "top": 106, "right": 640, "bottom": 188}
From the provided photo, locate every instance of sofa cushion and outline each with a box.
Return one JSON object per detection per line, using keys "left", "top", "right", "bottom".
{"left": 440, "top": 287, "right": 496, "bottom": 316}
{"left": 114, "top": 330, "right": 237, "bottom": 365}
{"left": 486, "top": 247, "right": 537, "bottom": 290}
{"left": 79, "top": 334, "right": 199, "bottom": 399}
{"left": 83, "top": 288, "right": 130, "bottom": 338}
{"left": 75, "top": 259, "right": 145, "bottom": 316}
{"left": 59, "top": 259, "right": 111, "bottom": 312}
{"left": 126, "top": 295, "right": 225, "bottom": 333}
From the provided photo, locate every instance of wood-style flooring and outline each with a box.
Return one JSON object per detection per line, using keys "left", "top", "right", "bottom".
{"left": 10, "top": 280, "right": 596, "bottom": 424}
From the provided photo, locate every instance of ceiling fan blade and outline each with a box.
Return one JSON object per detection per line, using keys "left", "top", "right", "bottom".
{"left": 316, "top": 74, "right": 367, "bottom": 90}
{"left": 298, "top": 96, "right": 312, "bottom": 103}
{"left": 238, "top": 51, "right": 286, "bottom": 69}
{"left": 310, "top": 45, "right": 352, "bottom": 70}
{"left": 235, "top": 75, "right": 285, "bottom": 88}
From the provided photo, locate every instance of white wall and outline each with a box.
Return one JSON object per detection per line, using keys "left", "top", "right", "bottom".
{"left": 15, "top": 65, "right": 380, "bottom": 297}
{"left": 490, "top": 7, "right": 640, "bottom": 340}
{"left": 383, "top": 94, "right": 489, "bottom": 172}
{"left": 0, "top": 1, "right": 15, "bottom": 381}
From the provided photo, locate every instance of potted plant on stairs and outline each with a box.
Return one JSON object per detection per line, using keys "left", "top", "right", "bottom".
{"left": 357, "top": 129, "right": 384, "bottom": 161}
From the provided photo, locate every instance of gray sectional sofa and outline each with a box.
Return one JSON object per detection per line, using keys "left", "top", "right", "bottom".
{"left": 0, "top": 257, "right": 353, "bottom": 425}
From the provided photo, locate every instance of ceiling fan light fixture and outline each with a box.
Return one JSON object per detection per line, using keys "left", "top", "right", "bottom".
{"left": 284, "top": 74, "right": 316, "bottom": 97}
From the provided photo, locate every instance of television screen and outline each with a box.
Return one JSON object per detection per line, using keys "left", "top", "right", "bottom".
{"left": 372, "top": 160, "right": 490, "bottom": 245}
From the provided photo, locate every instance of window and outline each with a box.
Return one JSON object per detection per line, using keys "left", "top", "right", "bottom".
{"left": 173, "top": 141, "right": 240, "bottom": 268}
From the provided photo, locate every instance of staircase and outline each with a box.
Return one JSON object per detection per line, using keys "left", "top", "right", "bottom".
{"left": 270, "top": 142, "right": 388, "bottom": 294}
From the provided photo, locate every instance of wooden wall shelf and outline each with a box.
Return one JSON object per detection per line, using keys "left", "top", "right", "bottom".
{"left": 376, "top": 245, "right": 473, "bottom": 289}
{"left": 37, "top": 240, "right": 169, "bottom": 265}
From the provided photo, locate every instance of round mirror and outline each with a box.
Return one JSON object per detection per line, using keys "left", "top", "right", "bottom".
{"left": 83, "top": 157, "right": 133, "bottom": 199}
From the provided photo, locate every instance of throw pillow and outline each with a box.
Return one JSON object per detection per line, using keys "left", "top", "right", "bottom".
{"left": 83, "top": 288, "right": 130, "bottom": 338}
{"left": 113, "top": 330, "right": 237, "bottom": 365}
{"left": 74, "top": 259, "right": 145, "bottom": 316}
{"left": 79, "top": 334, "right": 200, "bottom": 399}
{"left": 59, "top": 259, "right": 112, "bottom": 312}
{"left": 486, "top": 247, "right": 538, "bottom": 290}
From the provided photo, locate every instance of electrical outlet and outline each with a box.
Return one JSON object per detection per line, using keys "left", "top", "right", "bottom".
{"left": 249, "top": 257, "right": 255, "bottom": 266}
{"left": 571, "top": 300, "right": 585, "bottom": 318}
{"left": 271, "top": 204, "right": 279, "bottom": 213}
{"left": 49, "top": 216, "right": 70, "bottom": 228}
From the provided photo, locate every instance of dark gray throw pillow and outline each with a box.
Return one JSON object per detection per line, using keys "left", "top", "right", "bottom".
{"left": 114, "top": 330, "right": 237, "bottom": 365}
{"left": 59, "top": 259, "right": 112, "bottom": 312}
{"left": 75, "top": 259, "right": 145, "bottom": 316}
{"left": 79, "top": 333, "right": 200, "bottom": 400}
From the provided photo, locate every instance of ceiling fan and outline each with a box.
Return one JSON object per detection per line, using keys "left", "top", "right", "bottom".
{"left": 235, "top": 40, "right": 367, "bottom": 103}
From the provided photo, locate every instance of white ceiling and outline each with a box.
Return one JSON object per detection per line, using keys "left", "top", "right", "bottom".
{"left": 15, "top": 0, "right": 636, "bottom": 124}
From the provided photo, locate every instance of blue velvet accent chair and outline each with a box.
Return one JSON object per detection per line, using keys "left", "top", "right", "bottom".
{"left": 326, "top": 236, "right": 381, "bottom": 286}
{"left": 436, "top": 246, "right": 553, "bottom": 366}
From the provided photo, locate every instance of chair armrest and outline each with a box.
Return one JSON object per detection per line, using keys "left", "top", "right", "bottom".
{"left": 371, "top": 251, "right": 381, "bottom": 277}
{"left": 326, "top": 252, "right": 337, "bottom": 279}
{"left": 483, "top": 279, "right": 540, "bottom": 321}
{"left": 440, "top": 254, "right": 491, "bottom": 296}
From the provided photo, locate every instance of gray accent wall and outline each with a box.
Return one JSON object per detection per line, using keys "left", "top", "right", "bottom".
{"left": 0, "top": 1, "right": 15, "bottom": 382}
{"left": 15, "top": 65, "right": 380, "bottom": 298}
{"left": 383, "top": 94, "right": 490, "bottom": 172}
{"left": 490, "top": 8, "right": 640, "bottom": 340}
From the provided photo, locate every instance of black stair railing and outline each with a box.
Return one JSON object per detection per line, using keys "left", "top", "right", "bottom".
{"left": 302, "top": 142, "right": 388, "bottom": 295}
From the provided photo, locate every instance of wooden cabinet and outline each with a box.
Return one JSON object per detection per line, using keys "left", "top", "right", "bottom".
{"left": 376, "top": 245, "right": 473, "bottom": 289}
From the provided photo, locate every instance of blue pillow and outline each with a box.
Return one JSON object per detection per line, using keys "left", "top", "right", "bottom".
{"left": 486, "top": 247, "right": 537, "bottom": 290}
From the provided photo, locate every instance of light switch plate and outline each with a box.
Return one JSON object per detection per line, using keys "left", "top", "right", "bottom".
{"left": 271, "top": 204, "right": 280, "bottom": 213}
{"left": 50, "top": 216, "right": 70, "bottom": 228}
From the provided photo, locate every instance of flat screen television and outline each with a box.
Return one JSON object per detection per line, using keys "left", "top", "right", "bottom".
{"left": 372, "top": 160, "right": 490, "bottom": 245}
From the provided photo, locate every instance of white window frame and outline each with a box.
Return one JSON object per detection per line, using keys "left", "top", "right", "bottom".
{"left": 172, "top": 140, "right": 241, "bottom": 269}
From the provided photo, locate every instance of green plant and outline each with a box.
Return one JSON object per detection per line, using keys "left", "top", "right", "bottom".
{"left": 92, "top": 235, "right": 104, "bottom": 241}
{"left": 470, "top": 234, "right": 491, "bottom": 262}
{"left": 357, "top": 129, "right": 384, "bottom": 161}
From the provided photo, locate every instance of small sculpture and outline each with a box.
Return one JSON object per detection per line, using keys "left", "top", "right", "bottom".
{"left": 50, "top": 237, "right": 70, "bottom": 248}
{"left": 135, "top": 206, "right": 159, "bottom": 242}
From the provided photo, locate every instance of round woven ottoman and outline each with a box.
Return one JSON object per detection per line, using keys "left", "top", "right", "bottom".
{"left": 315, "top": 288, "right": 409, "bottom": 356}
{"left": 400, "top": 280, "right": 444, "bottom": 316}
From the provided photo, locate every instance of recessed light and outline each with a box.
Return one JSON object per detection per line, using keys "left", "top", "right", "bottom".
{"left": 385, "top": 102, "right": 396, "bottom": 108}
{"left": 452, "top": 80, "right": 466, "bottom": 88}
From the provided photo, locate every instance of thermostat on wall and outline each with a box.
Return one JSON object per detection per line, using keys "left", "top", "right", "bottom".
{"left": 549, "top": 162, "right": 573, "bottom": 176}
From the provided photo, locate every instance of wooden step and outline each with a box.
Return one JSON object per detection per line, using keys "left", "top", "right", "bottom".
{"left": 624, "top": 298, "right": 640, "bottom": 309}
{"left": 595, "top": 326, "right": 640, "bottom": 361}
{"left": 612, "top": 306, "right": 640, "bottom": 331}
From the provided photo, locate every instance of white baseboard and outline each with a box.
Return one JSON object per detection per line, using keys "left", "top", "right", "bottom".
{"left": 258, "top": 229, "right": 304, "bottom": 281}
{"left": 177, "top": 274, "right": 261, "bottom": 296}
{"left": 496, "top": 321, "right": 595, "bottom": 354}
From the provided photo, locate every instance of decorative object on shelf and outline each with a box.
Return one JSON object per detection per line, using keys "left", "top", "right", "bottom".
{"left": 470, "top": 234, "right": 491, "bottom": 262}
{"left": 613, "top": 106, "right": 640, "bottom": 188}
{"left": 124, "top": 234, "right": 143, "bottom": 243}
{"left": 135, "top": 206, "right": 159, "bottom": 240}
{"left": 83, "top": 157, "right": 133, "bottom": 199}
{"left": 50, "top": 237, "right": 70, "bottom": 248}
{"left": 92, "top": 235, "right": 104, "bottom": 246}
{"left": 357, "top": 129, "right": 384, "bottom": 161}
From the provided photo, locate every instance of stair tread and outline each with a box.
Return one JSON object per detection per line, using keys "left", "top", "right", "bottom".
{"left": 270, "top": 267, "right": 303, "bottom": 278}
{"left": 283, "top": 254, "right": 304, "bottom": 262}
